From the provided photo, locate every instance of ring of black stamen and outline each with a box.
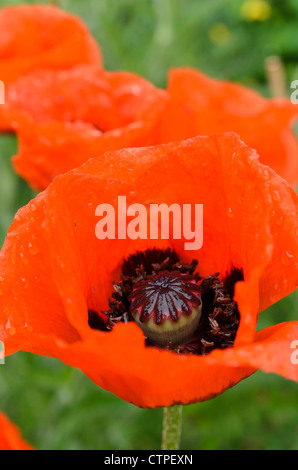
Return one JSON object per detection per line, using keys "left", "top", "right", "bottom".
{"left": 89, "top": 248, "right": 241, "bottom": 356}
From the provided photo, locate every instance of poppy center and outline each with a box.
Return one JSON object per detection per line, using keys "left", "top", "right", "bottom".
{"left": 89, "top": 248, "right": 242, "bottom": 355}
{"left": 128, "top": 271, "right": 202, "bottom": 347}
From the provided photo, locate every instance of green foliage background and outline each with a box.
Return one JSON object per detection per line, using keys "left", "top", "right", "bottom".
{"left": 0, "top": 0, "right": 297, "bottom": 450}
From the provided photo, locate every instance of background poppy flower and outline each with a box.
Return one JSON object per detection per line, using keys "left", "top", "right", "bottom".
{"left": 157, "top": 68, "right": 298, "bottom": 186}
{"left": 3, "top": 64, "right": 298, "bottom": 191}
{"left": 0, "top": 410, "right": 33, "bottom": 450}
{"left": 0, "top": 133, "right": 297, "bottom": 407}
{"left": 1, "top": 66, "right": 168, "bottom": 190}
{"left": 0, "top": 4, "right": 102, "bottom": 88}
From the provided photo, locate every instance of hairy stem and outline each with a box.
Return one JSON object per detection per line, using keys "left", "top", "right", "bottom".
{"left": 161, "top": 405, "right": 183, "bottom": 450}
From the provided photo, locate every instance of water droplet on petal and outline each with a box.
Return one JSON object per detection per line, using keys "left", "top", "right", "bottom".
{"left": 24, "top": 322, "right": 33, "bottom": 332}
{"left": 0, "top": 276, "right": 4, "bottom": 283}
{"left": 20, "top": 252, "right": 29, "bottom": 265}
{"left": 227, "top": 207, "right": 234, "bottom": 218}
{"left": 272, "top": 190, "right": 281, "bottom": 202}
{"left": 21, "top": 277, "right": 29, "bottom": 289}
{"left": 5, "top": 319, "right": 16, "bottom": 336}
{"left": 263, "top": 168, "right": 270, "bottom": 180}
{"left": 247, "top": 155, "right": 254, "bottom": 166}
{"left": 281, "top": 251, "right": 294, "bottom": 266}
{"left": 28, "top": 242, "right": 39, "bottom": 256}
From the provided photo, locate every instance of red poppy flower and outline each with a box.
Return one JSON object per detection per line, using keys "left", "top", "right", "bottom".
{"left": 0, "top": 411, "right": 33, "bottom": 450}
{"left": 1, "top": 66, "right": 167, "bottom": 190}
{"left": 3, "top": 65, "right": 298, "bottom": 191}
{"left": 0, "top": 133, "right": 297, "bottom": 407}
{"left": 158, "top": 68, "right": 298, "bottom": 186}
{"left": 0, "top": 4, "right": 102, "bottom": 87}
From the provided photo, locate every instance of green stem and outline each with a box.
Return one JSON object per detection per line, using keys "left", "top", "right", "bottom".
{"left": 161, "top": 405, "right": 183, "bottom": 450}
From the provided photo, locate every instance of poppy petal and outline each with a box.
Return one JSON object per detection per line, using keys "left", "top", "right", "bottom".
{"left": 2, "top": 68, "right": 167, "bottom": 190}
{"left": 0, "top": 411, "right": 33, "bottom": 450}
{"left": 216, "top": 321, "right": 298, "bottom": 382}
{"left": 0, "top": 5, "right": 102, "bottom": 86}
{"left": 34, "top": 320, "right": 297, "bottom": 407}
{"left": 158, "top": 68, "right": 298, "bottom": 185}
{"left": 0, "top": 134, "right": 297, "bottom": 407}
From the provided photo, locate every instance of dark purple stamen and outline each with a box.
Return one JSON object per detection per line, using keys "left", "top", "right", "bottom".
{"left": 129, "top": 271, "right": 202, "bottom": 325}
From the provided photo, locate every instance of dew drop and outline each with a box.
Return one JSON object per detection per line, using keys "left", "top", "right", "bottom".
{"left": 272, "top": 190, "right": 281, "bottom": 202}
{"left": 5, "top": 319, "right": 16, "bottom": 336}
{"left": 227, "top": 207, "right": 234, "bottom": 218}
{"left": 281, "top": 251, "right": 294, "bottom": 266}
{"left": 0, "top": 276, "right": 4, "bottom": 283}
{"left": 28, "top": 242, "right": 39, "bottom": 256}
{"left": 21, "top": 277, "right": 29, "bottom": 289}
{"left": 20, "top": 252, "right": 29, "bottom": 265}
{"left": 30, "top": 203, "right": 37, "bottom": 212}
{"left": 24, "top": 322, "right": 33, "bottom": 333}
{"left": 263, "top": 168, "right": 270, "bottom": 180}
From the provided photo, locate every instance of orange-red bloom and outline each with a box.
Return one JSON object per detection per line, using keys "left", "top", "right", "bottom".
{"left": 0, "top": 411, "right": 33, "bottom": 450}
{"left": 158, "top": 68, "right": 298, "bottom": 186}
{"left": 0, "top": 133, "right": 297, "bottom": 407}
{"left": 1, "top": 66, "right": 167, "bottom": 190}
{"left": 0, "top": 5, "right": 102, "bottom": 87}
{"left": 2, "top": 65, "right": 298, "bottom": 190}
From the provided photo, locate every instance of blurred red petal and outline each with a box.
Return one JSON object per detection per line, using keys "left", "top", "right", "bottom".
{"left": 0, "top": 411, "right": 33, "bottom": 450}
{"left": 158, "top": 68, "right": 298, "bottom": 185}
{"left": 0, "top": 5, "right": 102, "bottom": 86}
